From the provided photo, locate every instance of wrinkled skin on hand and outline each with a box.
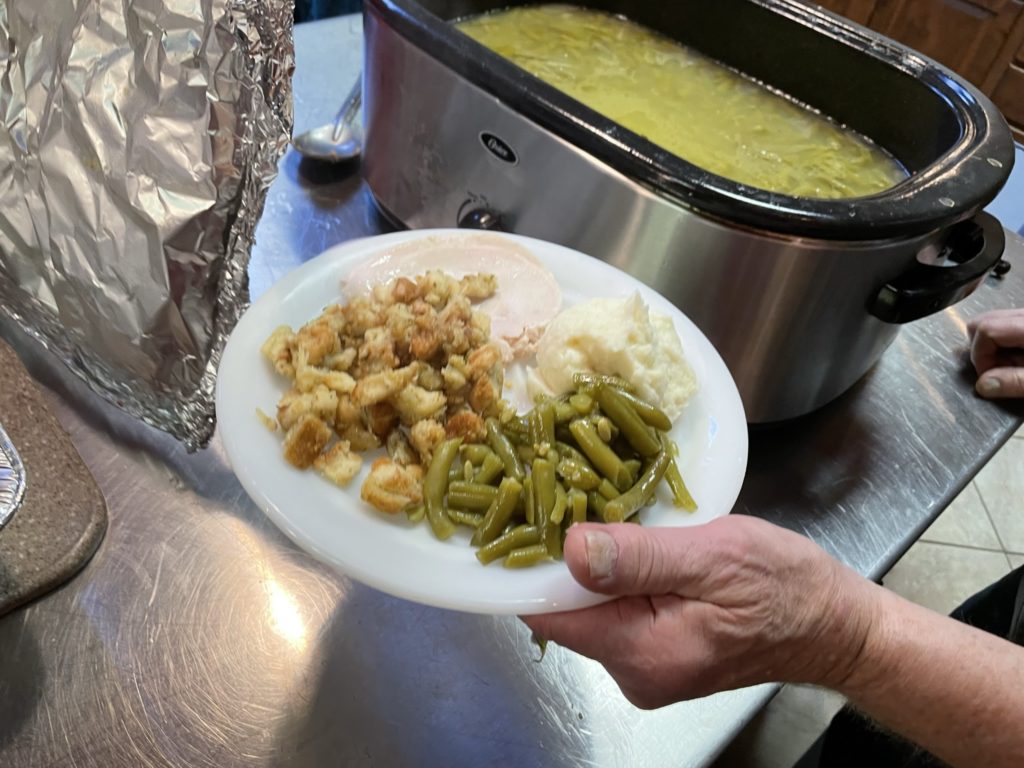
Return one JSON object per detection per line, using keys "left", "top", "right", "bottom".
{"left": 523, "top": 516, "right": 879, "bottom": 709}
{"left": 968, "top": 308, "right": 1024, "bottom": 399}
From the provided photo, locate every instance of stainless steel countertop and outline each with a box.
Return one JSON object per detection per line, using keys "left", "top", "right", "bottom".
{"left": 1, "top": 14, "right": 1023, "bottom": 768}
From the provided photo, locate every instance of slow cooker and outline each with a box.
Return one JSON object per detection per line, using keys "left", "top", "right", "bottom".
{"left": 360, "top": 0, "right": 1014, "bottom": 422}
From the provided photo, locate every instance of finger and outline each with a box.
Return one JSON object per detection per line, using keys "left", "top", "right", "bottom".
{"left": 560, "top": 518, "right": 747, "bottom": 597}
{"left": 971, "top": 315, "right": 1024, "bottom": 374}
{"left": 976, "top": 366, "right": 1024, "bottom": 399}
{"left": 521, "top": 596, "right": 654, "bottom": 660}
{"left": 967, "top": 308, "right": 1024, "bottom": 338}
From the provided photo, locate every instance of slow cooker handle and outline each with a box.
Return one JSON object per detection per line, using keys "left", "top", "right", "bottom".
{"left": 869, "top": 212, "right": 1006, "bottom": 325}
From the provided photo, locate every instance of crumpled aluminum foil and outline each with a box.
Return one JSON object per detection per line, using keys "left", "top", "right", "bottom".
{"left": 0, "top": 0, "right": 293, "bottom": 448}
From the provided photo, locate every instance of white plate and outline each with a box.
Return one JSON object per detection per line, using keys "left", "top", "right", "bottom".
{"left": 217, "top": 230, "right": 748, "bottom": 615}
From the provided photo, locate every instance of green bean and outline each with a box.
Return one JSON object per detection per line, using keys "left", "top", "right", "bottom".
{"left": 532, "top": 458, "right": 557, "bottom": 520}
{"left": 447, "top": 481, "right": 499, "bottom": 511}
{"left": 461, "top": 444, "right": 493, "bottom": 465}
{"left": 568, "top": 419, "right": 632, "bottom": 491}
{"left": 616, "top": 389, "right": 672, "bottom": 432}
{"left": 569, "top": 392, "right": 594, "bottom": 415}
{"left": 503, "top": 544, "right": 551, "bottom": 568}
{"left": 556, "top": 458, "right": 601, "bottom": 491}
{"left": 624, "top": 459, "right": 642, "bottom": 482}
{"left": 555, "top": 441, "right": 590, "bottom": 467}
{"left": 448, "top": 463, "right": 462, "bottom": 483}
{"left": 597, "top": 385, "right": 661, "bottom": 457}
{"left": 530, "top": 463, "right": 559, "bottom": 558}
{"left": 665, "top": 456, "right": 698, "bottom": 511}
{"left": 517, "top": 445, "right": 536, "bottom": 464}
{"left": 595, "top": 416, "right": 615, "bottom": 443}
{"left": 553, "top": 400, "right": 576, "bottom": 424}
{"left": 524, "top": 475, "right": 535, "bottom": 525}
{"left": 597, "top": 478, "right": 621, "bottom": 500}
{"left": 502, "top": 416, "right": 530, "bottom": 441}
{"left": 529, "top": 408, "right": 544, "bottom": 449}
{"left": 587, "top": 491, "right": 608, "bottom": 521}
{"left": 425, "top": 438, "right": 461, "bottom": 540}
{"left": 449, "top": 509, "right": 484, "bottom": 528}
{"left": 474, "top": 476, "right": 524, "bottom": 545}
{"left": 568, "top": 488, "right": 588, "bottom": 525}
{"left": 603, "top": 452, "right": 671, "bottom": 523}
{"left": 659, "top": 434, "right": 697, "bottom": 511}
{"left": 474, "top": 452, "right": 505, "bottom": 485}
{"left": 538, "top": 400, "right": 556, "bottom": 445}
{"left": 550, "top": 483, "right": 568, "bottom": 525}
{"left": 532, "top": 458, "right": 556, "bottom": 555}
{"left": 572, "top": 371, "right": 636, "bottom": 393}
{"left": 462, "top": 459, "right": 475, "bottom": 483}
{"left": 476, "top": 524, "right": 541, "bottom": 565}
{"left": 406, "top": 504, "right": 426, "bottom": 524}
{"left": 487, "top": 418, "right": 524, "bottom": 481}
{"left": 544, "top": 517, "right": 562, "bottom": 559}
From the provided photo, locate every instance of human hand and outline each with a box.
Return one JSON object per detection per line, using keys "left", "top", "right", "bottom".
{"left": 523, "top": 516, "right": 881, "bottom": 709}
{"left": 968, "top": 308, "right": 1024, "bottom": 399}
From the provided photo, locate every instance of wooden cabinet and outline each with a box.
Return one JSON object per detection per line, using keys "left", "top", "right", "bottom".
{"left": 813, "top": 0, "right": 1024, "bottom": 142}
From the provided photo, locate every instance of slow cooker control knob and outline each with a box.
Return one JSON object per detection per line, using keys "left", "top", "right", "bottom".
{"left": 458, "top": 207, "right": 504, "bottom": 232}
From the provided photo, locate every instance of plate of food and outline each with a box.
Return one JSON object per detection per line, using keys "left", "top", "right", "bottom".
{"left": 216, "top": 230, "right": 747, "bottom": 614}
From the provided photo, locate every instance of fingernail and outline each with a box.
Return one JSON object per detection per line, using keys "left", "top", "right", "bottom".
{"left": 979, "top": 377, "right": 1001, "bottom": 397}
{"left": 585, "top": 530, "right": 617, "bottom": 580}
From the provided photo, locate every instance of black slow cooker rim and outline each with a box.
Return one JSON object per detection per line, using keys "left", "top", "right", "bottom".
{"left": 366, "top": 0, "right": 1015, "bottom": 241}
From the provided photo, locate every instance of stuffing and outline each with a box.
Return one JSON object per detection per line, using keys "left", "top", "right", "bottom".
{"left": 314, "top": 442, "right": 362, "bottom": 487}
{"left": 352, "top": 363, "right": 419, "bottom": 407}
{"left": 444, "top": 410, "right": 486, "bottom": 443}
{"left": 392, "top": 384, "right": 447, "bottom": 425}
{"left": 409, "top": 419, "right": 446, "bottom": 466}
{"left": 260, "top": 326, "right": 296, "bottom": 378}
{"left": 283, "top": 415, "right": 332, "bottom": 469}
{"left": 386, "top": 429, "right": 419, "bottom": 467}
{"left": 360, "top": 459, "right": 424, "bottom": 514}
{"left": 261, "top": 269, "right": 505, "bottom": 510}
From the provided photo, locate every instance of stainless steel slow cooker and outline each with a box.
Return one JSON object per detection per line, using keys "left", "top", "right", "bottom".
{"left": 360, "top": 0, "right": 1014, "bottom": 422}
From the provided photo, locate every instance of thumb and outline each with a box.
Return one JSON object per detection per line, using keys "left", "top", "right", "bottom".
{"left": 563, "top": 522, "right": 720, "bottom": 597}
{"left": 977, "top": 367, "right": 1024, "bottom": 399}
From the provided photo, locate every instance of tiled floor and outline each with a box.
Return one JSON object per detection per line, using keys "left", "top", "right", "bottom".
{"left": 713, "top": 425, "right": 1024, "bottom": 768}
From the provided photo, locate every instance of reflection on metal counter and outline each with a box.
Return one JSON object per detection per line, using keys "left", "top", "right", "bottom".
{"left": 0, "top": 15, "right": 1021, "bottom": 768}
{"left": 0, "top": 424, "right": 25, "bottom": 531}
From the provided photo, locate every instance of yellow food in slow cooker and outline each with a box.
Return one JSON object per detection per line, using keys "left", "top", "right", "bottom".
{"left": 457, "top": 5, "right": 907, "bottom": 199}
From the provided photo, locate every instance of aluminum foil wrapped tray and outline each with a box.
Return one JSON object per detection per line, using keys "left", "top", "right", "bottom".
{"left": 0, "top": 0, "right": 294, "bottom": 448}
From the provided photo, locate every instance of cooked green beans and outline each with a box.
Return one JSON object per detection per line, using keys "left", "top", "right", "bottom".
{"left": 476, "top": 524, "right": 541, "bottom": 564}
{"left": 447, "top": 481, "right": 499, "bottom": 511}
{"left": 597, "top": 385, "right": 660, "bottom": 457}
{"left": 665, "top": 455, "right": 698, "bottom": 511}
{"left": 474, "top": 452, "right": 505, "bottom": 485}
{"left": 449, "top": 509, "right": 485, "bottom": 528}
{"left": 487, "top": 418, "right": 525, "bottom": 481}
{"left": 616, "top": 389, "right": 672, "bottom": 431}
{"left": 461, "top": 444, "right": 493, "bottom": 465}
{"left": 572, "top": 371, "right": 636, "bottom": 393}
{"left": 551, "top": 483, "right": 568, "bottom": 525}
{"left": 557, "top": 458, "right": 601, "bottom": 491}
{"left": 568, "top": 488, "right": 588, "bottom": 525}
{"left": 504, "top": 544, "right": 550, "bottom": 568}
{"left": 425, "top": 438, "right": 461, "bottom": 540}
{"left": 413, "top": 373, "right": 697, "bottom": 567}
{"left": 569, "top": 419, "right": 632, "bottom": 491}
{"left": 475, "top": 476, "right": 524, "bottom": 545}
{"left": 538, "top": 401, "right": 556, "bottom": 445}
{"left": 603, "top": 451, "right": 671, "bottom": 523}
